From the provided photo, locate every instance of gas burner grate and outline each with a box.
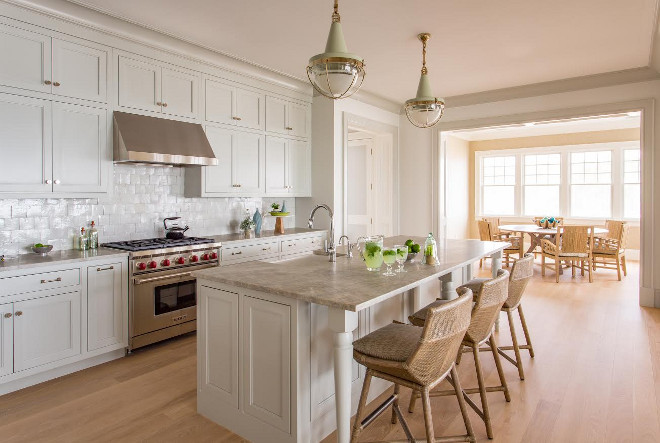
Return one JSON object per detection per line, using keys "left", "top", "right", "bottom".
{"left": 103, "top": 237, "right": 215, "bottom": 251}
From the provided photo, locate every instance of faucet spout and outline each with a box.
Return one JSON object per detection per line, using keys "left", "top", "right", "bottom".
{"left": 308, "top": 204, "right": 335, "bottom": 262}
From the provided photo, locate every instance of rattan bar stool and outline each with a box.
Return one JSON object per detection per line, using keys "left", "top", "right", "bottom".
{"left": 408, "top": 269, "right": 510, "bottom": 439}
{"left": 351, "top": 288, "right": 475, "bottom": 443}
{"left": 460, "top": 254, "right": 535, "bottom": 380}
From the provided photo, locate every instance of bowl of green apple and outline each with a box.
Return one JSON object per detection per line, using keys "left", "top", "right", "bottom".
{"left": 404, "top": 239, "right": 421, "bottom": 261}
{"left": 32, "top": 243, "right": 53, "bottom": 255}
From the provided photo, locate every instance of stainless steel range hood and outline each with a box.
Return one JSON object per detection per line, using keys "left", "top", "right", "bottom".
{"left": 113, "top": 111, "right": 218, "bottom": 166}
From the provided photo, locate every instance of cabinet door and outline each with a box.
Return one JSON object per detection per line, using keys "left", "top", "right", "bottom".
{"left": 117, "top": 55, "right": 161, "bottom": 113}
{"left": 87, "top": 263, "right": 123, "bottom": 351}
{"left": 0, "top": 23, "right": 51, "bottom": 93}
{"left": 265, "top": 136, "right": 287, "bottom": 195}
{"left": 52, "top": 39, "right": 107, "bottom": 102}
{"left": 234, "top": 131, "right": 264, "bottom": 194}
{"left": 13, "top": 291, "right": 81, "bottom": 372}
{"left": 288, "top": 139, "right": 311, "bottom": 196}
{"left": 288, "top": 101, "right": 310, "bottom": 139}
{"left": 0, "top": 303, "right": 13, "bottom": 377}
{"left": 52, "top": 102, "right": 107, "bottom": 193}
{"left": 234, "top": 87, "right": 264, "bottom": 130}
{"left": 161, "top": 66, "right": 199, "bottom": 119}
{"left": 0, "top": 94, "right": 52, "bottom": 193}
{"left": 243, "top": 296, "right": 291, "bottom": 433}
{"left": 265, "top": 96, "right": 288, "bottom": 135}
{"left": 204, "top": 126, "right": 234, "bottom": 194}
{"left": 205, "top": 78, "right": 234, "bottom": 125}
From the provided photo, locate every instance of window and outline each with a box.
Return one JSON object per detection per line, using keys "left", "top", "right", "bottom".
{"left": 623, "top": 149, "right": 640, "bottom": 219}
{"left": 481, "top": 156, "right": 515, "bottom": 215}
{"left": 570, "top": 151, "right": 611, "bottom": 218}
{"left": 523, "top": 154, "right": 560, "bottom": 216}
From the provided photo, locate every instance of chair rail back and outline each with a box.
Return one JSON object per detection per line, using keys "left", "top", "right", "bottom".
{"left": 505, "top": 253, "right": 534, "bottom": 308}
{"left": 465, "top": 269, "right": 510, "bottom": 343}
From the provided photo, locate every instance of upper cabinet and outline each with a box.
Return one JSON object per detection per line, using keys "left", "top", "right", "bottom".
{"left": 265, "top": 96, "right": 311, "bottom": 139}
{"left": 265, "top": 136, "right": 311, "bottom": 197}
{"left": 0, "top": 23, "right": 108, "bottom": 103}
{"left": 205, "top": 76, "right": 264, "bottom": 131}
{"left": 117, "top": 54, "right": 199, "bottom": 119}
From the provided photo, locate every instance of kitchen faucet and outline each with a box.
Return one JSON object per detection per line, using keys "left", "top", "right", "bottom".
{"left": 308, "top": 204, "right": 335, "bottom": 262}
{"left": 338, "top": 235, "right": 353, "bottom": 258}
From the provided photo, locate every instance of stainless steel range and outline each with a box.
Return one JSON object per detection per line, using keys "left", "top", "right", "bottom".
{"left": 103, "top": 237, "right": 221, "bottom": 351}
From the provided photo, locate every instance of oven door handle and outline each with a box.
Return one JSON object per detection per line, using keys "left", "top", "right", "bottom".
{"left": 134, "top": 272, "right": 192, "bottom": 285}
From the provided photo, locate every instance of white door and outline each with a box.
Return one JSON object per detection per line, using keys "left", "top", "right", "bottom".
{"left": 87, "top": 263, "right": 123, "bottom": 351}
{"left": 117, "top": 55, "right": 161, "bottom": 113}
{"left": 0, "top": 94, "right": 52, "bottom": 193}
{"left": 265, "top": 96, "right": 287, "bottom": 135}
{"left": 0, "top": 23, "right": 51, "bottom": 94}
{"left": 52, "top": 38, "right": 107, "bottom": 102}
{"left": 234, "top": 87, "right": 264, "bottom": 131}
{"left": 13, "top": 291, "right": 81, "bottom": 372}
{"left": 0, "top": 303, "right": 13, "bottom": 377}
{"left": 265, "top": 136, "right": 287, "bottom": 195}
{"left": 52, "top": 102, "right": 107, "bottom": 193}
{"left": 347, "top": 137, "right": 374, "bottom": 239}
{"left": 204, "top": 126, "right": 234, "bottom": 194}
{"left": 243, "top": 296, "right": 291, "bottom": 433}
{"left": 205, "top": 78, "right": 234, "bottom": 126}
{"left": 234, "top": 132, "right": 263, "bottom": 194}
{"left": 288, "top": 102, "right": 310, "bottom": 139}
{"left": 161, "top": 66, "right": 199, "bottom": 119}
{"left": 288, "top": 139, "right": 310, "bottom": 196}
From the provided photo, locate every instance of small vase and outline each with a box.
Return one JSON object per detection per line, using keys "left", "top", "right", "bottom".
{"left": 243, "top": 229, "right": 254, "bottom": 239}
{"left": 253, "top": 209, "right": 262, "bottom": 235}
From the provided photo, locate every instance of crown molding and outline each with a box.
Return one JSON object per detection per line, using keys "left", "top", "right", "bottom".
{"left": 347, "top": 89, "right": 402, "bottom": 114}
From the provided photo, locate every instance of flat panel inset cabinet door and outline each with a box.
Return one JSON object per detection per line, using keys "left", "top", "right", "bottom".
{"left": 243, "top": 296, "right": 291, "bottom": 433}
{"left": 265, "top": 96, "right": 287, "bottom": 135}
{"left": 52, "top": 39, "right": 107, "bottom": 102}
{"left": 0, "top": 303, "right": 13, "bottom": 377}
{"left": 288, "top": 139, "right": 310, "bottom": 196}
{"left": 199, "top": 285, "right": 239, "bottom": 408}
{"left": 234, "top": 88, "right": 264, "bottom": 131}
{"left": 204, "top": 126, "right": 234, "bottom": 194}
{"left": 0, "top": 23, "right": 51, "bottom": 93}
{"left": 161, "top": 66, "right": 199, "bottom": 119}
{"left": 0, "top": 94, "right": 52, "bottom": 193}
{"left": 288, "top": 102, "right": 310, "bottom": 139}
{"left": 52, "top": 102, "right": 107, "bottom": 193}
{"left": 234, "top": 132, "right": 264, "bottom": 194}
{"left": 117, "top": 55, "right": 161, "bottom": 113}
{"left": 205, "top": 78, "right": 234, "bottom": 125}
{"left": 14, "top": 291, "right": 81, "bottom": 372}
{"left": 265, "top": 136, "right": 287, "bottom": 195}
{"left": 87, "top": 263, "right": 123, "bottom": 351}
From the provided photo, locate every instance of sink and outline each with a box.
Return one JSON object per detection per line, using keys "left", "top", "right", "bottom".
{"left": 313, "top": 249, "right": 346, "bottom": 257}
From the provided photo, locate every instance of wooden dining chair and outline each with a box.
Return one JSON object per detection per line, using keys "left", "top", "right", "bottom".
{"left": 592, "top": 220, "right": 629, "bottom": 280}
{"left": 541, "top": 225, "right": 594, "bottom": 283}
{"left": 478, "top": 220, "right": 523, "bottom": 267}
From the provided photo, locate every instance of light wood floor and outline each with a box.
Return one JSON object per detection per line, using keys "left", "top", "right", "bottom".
{"left": 0, "top": 261, "right": 658, "bottom": 442}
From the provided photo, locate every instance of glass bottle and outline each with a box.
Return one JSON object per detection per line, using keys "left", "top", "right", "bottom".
{"left": 88, "top": 221, "right": 98, "bottom": 249}
{"left": 424, "top": 232, "right": 438, "bottom": 265}
{"left": 78, "top": 227, "right": 89, "bottom": 251}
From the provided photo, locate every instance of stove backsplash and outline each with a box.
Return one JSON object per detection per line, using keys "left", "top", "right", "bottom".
{"left": 0, "top": 164, "right": 296, "bottom": 255}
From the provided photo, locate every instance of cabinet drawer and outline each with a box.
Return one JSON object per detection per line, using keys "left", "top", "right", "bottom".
{"left": 281, "top": 235, "right": 324, "bottom": 255}
{"left": 0, "top": 268, "right": 80, "bottom": 297}
{"left": 222, "top": 240, "right": 279, "bottom": 264}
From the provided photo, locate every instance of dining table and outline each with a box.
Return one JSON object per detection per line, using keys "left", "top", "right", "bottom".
{"left": 499, "top": 224, "right": 608, "bottom": 254}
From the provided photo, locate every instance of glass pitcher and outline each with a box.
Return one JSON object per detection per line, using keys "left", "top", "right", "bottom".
{"left": 423, "top": 232, "right": 439, "bottom": 265}
{"left": 357, "top": 235, "right": 384, "bottom": 271}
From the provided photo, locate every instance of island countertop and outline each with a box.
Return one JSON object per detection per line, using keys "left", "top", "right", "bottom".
{"left": 192, "top": 236, "right": 508, "bottom": 311}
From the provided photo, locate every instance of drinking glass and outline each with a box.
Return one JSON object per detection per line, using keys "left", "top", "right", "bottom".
{"left": 359, "top": 235, "right": 384, "bottom": 271}
{"left": 394, "top": 244, "right": 408, "bottom": 273}
{"left": 382, "top": 247, "right": 397, "bottom": 276}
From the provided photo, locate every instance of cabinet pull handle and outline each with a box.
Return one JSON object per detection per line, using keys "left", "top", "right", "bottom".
{"left": 231, "top": 251, "right": 242, "bottom": 255}
{"left": 44, "top": 80, "right": 52, "bottom": 85}
{"left": 3, "top": 313, "right": 11, "bottom": 319}
{"left": 41, "top": 277, "right": 62, "bottom": 284}
{"left": 53, "top": 82, "right": 61, "bottom": 87}
{"left": 262, "top": 247, "right": 270, "bottom": 251}
{"left": 97, "top": 266, "right": 114, "bottom": 272}
{"left": 54, "top": 179, "right": 61, "bottom": 185}
{"left": 162, "top": 103, "right": 168, "bottom": 107}
{"left": 285, "top": 127, "right": 293, "bottom": 131}
{"left": 45, "top": 179, "right": 52, "bottom": 184}
{"left": 232, "top": 116, "right": 242, "bottom": 121}
{"left": 15, "top": 311, "right": 23, "bottom": 317}
{"left": 156, "top": 101, "right": 162, "bottom": 106}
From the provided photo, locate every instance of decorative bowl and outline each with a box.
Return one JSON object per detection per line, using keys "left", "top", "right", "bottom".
{"left": 32, "top": 244, "right": 53, "bottom": 255}
{"left": 269, "top": 211, "right": 290, "bottom": 216}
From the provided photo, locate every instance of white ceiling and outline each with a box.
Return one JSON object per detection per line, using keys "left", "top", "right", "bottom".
{"left": 67, "top": 0, "right": 658, "bottom": 104}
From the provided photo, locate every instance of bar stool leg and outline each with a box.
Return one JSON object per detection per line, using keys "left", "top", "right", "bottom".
{"left": 350, "top": 370, "right": 372, "bottom": 443}
{"left": 421, "top": 387, "right": 436, "bottom": 443}
{"left": 391, "top": 384, "right": 399, "bottom": 424}
{"left": 489, "top": 334, "right": 511, "bottom": 402}
{"left": 507, "top": 309, "right": 525, "bottom": 380}
{"left": 472, "top": 345, "right": 493, "bottom": 439}
{"left": 518, "top": 305, "right": 534, "bottom": 358}
{"left": 451, "top": 366, "right": 475, "bottom": 442}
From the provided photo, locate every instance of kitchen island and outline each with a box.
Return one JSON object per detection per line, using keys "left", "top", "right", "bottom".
{"left": 193, "top": 236, "right": 507, "bottom": 443}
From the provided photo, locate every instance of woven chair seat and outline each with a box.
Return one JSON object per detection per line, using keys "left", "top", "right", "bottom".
{"left": 353, "top": 322, "right": 422, "bottom": 362}
{"left": 592, "top": 248, "right": 619, "bottom": 255}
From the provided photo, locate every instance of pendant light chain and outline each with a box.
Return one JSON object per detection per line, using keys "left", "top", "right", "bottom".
{"left": 421, "top": 34, "right": 429, "bottom": 75}
{"left": 332, "top": 0, "right": 340, "bottom": 23}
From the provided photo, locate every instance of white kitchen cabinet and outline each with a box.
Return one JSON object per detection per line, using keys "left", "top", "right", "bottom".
{"left": 13, "top": 290, "right": 82, "bottom": 372}
{"left": 52, "top": 39, "right": 107, "bottom": 102}
{"left": 0, "top": 303, "right": 13, "bottom": 377}
{"left": 265, "top": 96, "right": 310, "bottom": 139}
{"left": 118, "top": 54, "right": 199, "bottom": 118}
{"left": 87, "top": 262, "right": 123, "bottom": 352}
{"left": 0, "top": 23, "right": 51, "bottom": 94}
{"left": 234, "top": 131, "right": 263, "bottom": 194}
{"left": 205, "top": 76, "right": 264, "bottom": 130}
{"left": 265, "top": 136, "right": 311, "bottom": 197}
{"left": 203, "top": 126, "right": 234, "bottom": 193}
{"left": 52, "top": 102, "right": 107, "bottom": 193}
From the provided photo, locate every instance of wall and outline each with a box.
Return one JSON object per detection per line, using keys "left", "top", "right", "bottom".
{"left": 0, "top": 164, "right": 295, "bottom": 256}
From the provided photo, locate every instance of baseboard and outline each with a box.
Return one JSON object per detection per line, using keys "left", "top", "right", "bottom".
{"left": 639, "top": 286, "right": 655, "bottom": 308}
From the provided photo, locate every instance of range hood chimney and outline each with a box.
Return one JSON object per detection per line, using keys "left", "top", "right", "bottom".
{"left": 113, "top": 111, "right": 218, "bottom": 166}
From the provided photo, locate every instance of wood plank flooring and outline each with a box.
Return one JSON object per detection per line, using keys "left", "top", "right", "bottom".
{"left": 0, "top": 261, "right": 658, "bottom": 442}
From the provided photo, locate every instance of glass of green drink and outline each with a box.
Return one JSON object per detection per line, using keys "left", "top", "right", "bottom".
{"left": 359, "top": 235, "right": 384, "bottom": 272}
{"left": 394, "top": 244, "right": 408, "bottom": 273}
{"left": 382, "top": 247, "right": 397, "bottom": 276}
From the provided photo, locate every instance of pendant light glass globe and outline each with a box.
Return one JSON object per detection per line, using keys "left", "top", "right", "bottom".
{"left": 307, "top": 0, "right": 365, "bottom": 99}
{"left": 404, "top": 33, "right": 445, "bottom": 128}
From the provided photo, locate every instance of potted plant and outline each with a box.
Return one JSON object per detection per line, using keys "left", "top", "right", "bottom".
{"left": 240, "top": 216, "right": 256, "bottom": 238}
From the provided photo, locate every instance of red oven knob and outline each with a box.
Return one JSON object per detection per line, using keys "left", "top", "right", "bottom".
{"left": 137, "top": 262, "right": 147, "bottom": 270}
{"left": 148, "top": 260, "right": 158, "bottom": 269}
{"left": 190, "top": 255, "right": 199, "bottom": 262}
{"left": 176, "top": 257, "right": 186, "bottom": 264}
{"left": 161, "top": 259, "right": 171, "bottom": 266}
{"left": 201, "top": 253, "right": 210, "bottom": 261}
{"left": 210, "top": 252, "right": 218, "bottom": 259}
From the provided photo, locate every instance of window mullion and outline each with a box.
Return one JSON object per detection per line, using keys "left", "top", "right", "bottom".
{"left": 515, "top": 153, "right": 522, "bottom": 216}
{"left": 560, "top": 151, "right": 570, "bottom": 218}
{"left": 611, "top": 147, "right": 623, "bottom": 219}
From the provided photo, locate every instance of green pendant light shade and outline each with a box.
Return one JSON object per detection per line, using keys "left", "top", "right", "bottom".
{"left": 404, "top": 33, "right": 445, "bottom": 128}
{"left": 307, "top": 0, "right": 365, "bottom": 99}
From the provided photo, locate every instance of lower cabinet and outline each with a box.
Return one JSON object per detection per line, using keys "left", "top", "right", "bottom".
{"left": 87, "top": 262, "right": 124, "bottom": 351}
{"left": 0, "top": 302, "right": 13, "bottom": 377}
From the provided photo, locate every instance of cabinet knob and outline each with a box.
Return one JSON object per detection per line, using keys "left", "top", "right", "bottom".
{"left": 54, "top": 179, "right": 61, "bottom": 185}
{"left": 3, "top": 313, "right": 11, "bottom": 319}
{"left": 285, "top": 127, "right": 293, "bottom": 131}
{"left": 156, "top": 101, "right": 162, "bottom": 106}
{"left": 45, "top": 179, "right": 52, "bottom": 184}
{"left": 162, "top": 103, "right": 168, "bottom": 107}
{"left": 44, "top": 80, "right": 52, "bottom": 85}
{"left": 232, "top": 116, "right": 242, "bottom": 121}
{"left": 53, "top": 82, "right": 61, "bottom": 87}
{"left": 14, "top": 311, "right": 23, "bottom": 317}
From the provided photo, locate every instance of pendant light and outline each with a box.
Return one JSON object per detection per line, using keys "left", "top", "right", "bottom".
{"left": 404, "top": 33, "right": 445, "bottom": 128}
{"left": 306, "top": 0, "right": 365, "bottom": 99}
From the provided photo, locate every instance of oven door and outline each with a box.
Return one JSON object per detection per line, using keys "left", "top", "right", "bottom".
{"left": 132, "top": 270, "right": 198, "bottom": 337}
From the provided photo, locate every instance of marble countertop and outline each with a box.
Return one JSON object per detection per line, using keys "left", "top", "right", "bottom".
{"left": 0, "top": 247, "right": 129, "bottom": 273}
{"left": 193, "top": 236, "right": 508, "bottom": 312}
{"left": 209, "top": 228, "right": 326, "bottom": 245}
